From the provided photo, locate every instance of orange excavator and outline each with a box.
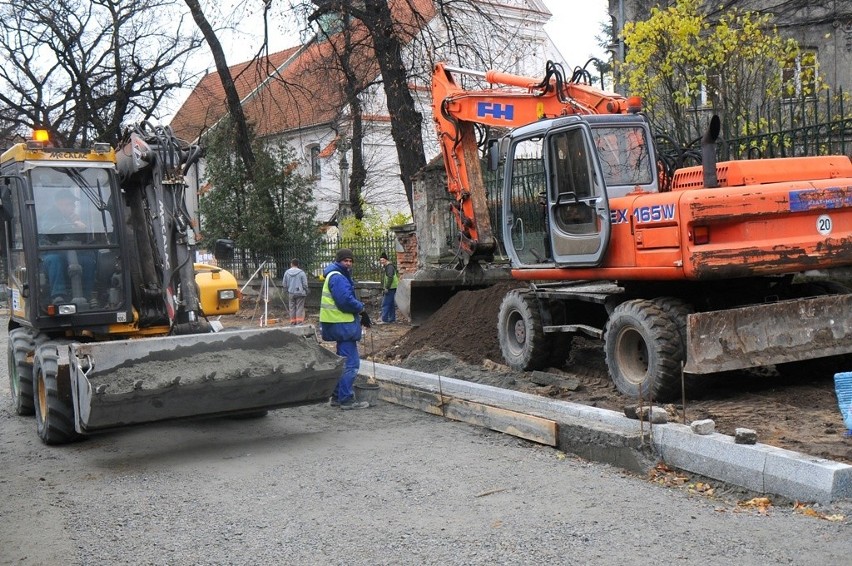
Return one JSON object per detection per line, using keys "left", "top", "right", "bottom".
{"left": 399, "top": 61, "right": 852, "bottom": 400}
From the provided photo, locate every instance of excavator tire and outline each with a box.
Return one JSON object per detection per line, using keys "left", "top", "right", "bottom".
{"left": 654, "top": 296, "right": 693, "bottom": 348}
{"left": 34, "top": 344, "right": 79, "bottom": 445}
{"left": 604, "top": 299, "right": 684, "bottom": 401}
{"left": 498, "top": 290, "right": 551, "bottom": 371}
{"left": 8, "top": 328, "right": 37, "bottom": 416}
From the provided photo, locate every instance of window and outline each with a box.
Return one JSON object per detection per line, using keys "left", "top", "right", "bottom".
{"left": 309, "top": 145, "right": 321, "bottom": 179}
{"left": 590, "top": 125, "right": 654, "bottom": 193}
{"left": 694, "top": 74, "right": 721, "bottom": 109}
{"left": 783, "top": 49, "right": 818, "bottom": 99}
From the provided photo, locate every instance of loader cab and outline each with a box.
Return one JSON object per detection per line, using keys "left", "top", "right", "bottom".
{"left": 500, "top": 117, "right": 611, "bottom": 268}
{"left": 1, "top": 141, "right": 132, "bottom": 331}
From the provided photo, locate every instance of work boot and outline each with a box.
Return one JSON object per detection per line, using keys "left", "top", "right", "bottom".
{"left": 340, "top": 400, "right": 370, "bottom": 410}
{"left": 328, "top": 396, "right": 340, "bottom": 408}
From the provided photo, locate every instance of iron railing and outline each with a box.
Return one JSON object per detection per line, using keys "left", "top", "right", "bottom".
{"left": 215, "top": 234, "right": 397, "bottom": 283}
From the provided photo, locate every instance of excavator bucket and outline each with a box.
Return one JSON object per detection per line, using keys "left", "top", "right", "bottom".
{"left": 683, "top": 294, "right": 852, "bottom": 374}
{"left": 68, "top": 327, "right": 342, "bottom": 433}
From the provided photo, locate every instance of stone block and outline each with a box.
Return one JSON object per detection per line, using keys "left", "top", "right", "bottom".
{"left": 690, "top": 419, "right": 715, "bottom": 435}
{"left": 735, "top": 428, "right": 758, "bottom": 445}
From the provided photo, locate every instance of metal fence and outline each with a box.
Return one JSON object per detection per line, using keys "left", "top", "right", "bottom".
{"left": 654, "top": 87, "right": 851, "bottom": 172}
{"left": 723, "top": 88, "right": 850, "bottom": 160}
{"left": 216, "top": 234, "right": 397, "bottom": 283}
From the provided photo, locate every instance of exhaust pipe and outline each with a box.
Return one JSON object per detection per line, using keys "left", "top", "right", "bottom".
{"left": 702, "top": 115, "right": 721, "bottom": 188}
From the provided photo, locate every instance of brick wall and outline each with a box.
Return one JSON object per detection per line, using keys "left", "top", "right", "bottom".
{"left": 391, "top": 224, "right": 418, "bottom": 275}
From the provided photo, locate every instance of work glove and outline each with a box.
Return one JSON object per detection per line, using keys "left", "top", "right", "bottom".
{"left": 360, "top": 311, "right": 372, "bottom": 328}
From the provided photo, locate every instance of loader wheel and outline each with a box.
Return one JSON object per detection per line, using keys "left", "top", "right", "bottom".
{"left": 498, "top": 290, "right": 551, "bottom": 371}
{"left": 604, "top": 299, "right": 684, "bottom": 401}
{"left": 8, "top": 328, "right": 37, "bottom": 416}
{"left": 33, "top": 344, "right": 79, "bottom": 445}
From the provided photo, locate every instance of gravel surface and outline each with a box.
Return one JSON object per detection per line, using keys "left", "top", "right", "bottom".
{"left": 2, "top": 321, "right": 852, "bottom": 565}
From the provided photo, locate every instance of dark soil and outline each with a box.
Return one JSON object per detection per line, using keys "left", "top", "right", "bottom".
{"left": 384, "top": 281, "right": 525, "bottom": 365}
{"left": 374, "top": 285, "right": 852, "bottom": 465}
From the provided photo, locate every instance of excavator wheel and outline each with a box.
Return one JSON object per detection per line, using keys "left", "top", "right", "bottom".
{"left": 8, "top": 328, "right": 37, "bottom": 416}
{"left": 604, "top": 299, "right": 684, "bottom": 401}
{"left": 498, "top": 290, "right": 551, "bottom": 371}
{"left": 654, "top": 296, "right": 693, "bottom": 348}
{"left": 33, "top": 344, "right": 79, "bottom": 445}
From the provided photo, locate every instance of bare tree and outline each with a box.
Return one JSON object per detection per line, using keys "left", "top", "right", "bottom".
{"left": 310, "top": 0, "right": 430, "bottom": 213}
{"left": 0, "top": 0, "right": 203, "bottom": 146}
{"left": 183, "top": 0, "right": 259, "bottom": 177}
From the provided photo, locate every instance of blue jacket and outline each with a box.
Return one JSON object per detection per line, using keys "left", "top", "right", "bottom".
{"left": 320, "top": 261, "right": 364, "bottom": 342}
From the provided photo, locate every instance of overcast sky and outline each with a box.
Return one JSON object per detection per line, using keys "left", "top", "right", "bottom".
{"left": 542, "top": 0, "right": 610, "bottom": 68}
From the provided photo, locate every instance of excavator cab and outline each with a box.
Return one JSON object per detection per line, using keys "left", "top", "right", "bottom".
{"left": 32, "top": 167, "right": 126, "bottom": 317}
{"left": 501, "top": 118, "right": 611, "bottom": 269}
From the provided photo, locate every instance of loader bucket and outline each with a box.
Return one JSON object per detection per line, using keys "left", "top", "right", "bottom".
{"left": 396, "top": 266, "right": 511, "bottom": 326}
{"left": 683, "top": 294, "right": 852, "bottom": 374}
{"left": 69, "top": 327, "right": 342, "bottom": 433}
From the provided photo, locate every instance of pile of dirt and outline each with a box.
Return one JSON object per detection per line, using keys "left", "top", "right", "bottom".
{"left": 384, "top": 281, "right": 525, "bottom": 364}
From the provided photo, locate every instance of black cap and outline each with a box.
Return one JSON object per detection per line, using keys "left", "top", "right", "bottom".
{"left": 335, "top": 248, "right": 354, "bottom": 262}
{"left": 379, "top": 252, "right": 388, "bottom": 260}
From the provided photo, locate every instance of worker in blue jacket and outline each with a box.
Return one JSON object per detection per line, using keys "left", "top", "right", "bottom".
{"left": 320, "top": 248, "right": 372, "bottom": 409}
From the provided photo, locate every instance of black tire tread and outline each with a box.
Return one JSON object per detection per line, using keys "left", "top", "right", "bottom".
{"left": 8, "top": 328, "right": 36, "bottom": 416}
{"left": 498, "top": 290, "right": 551, "bottom": 371}
{"left": 34, "top": 345, "right": 78, "bottom": 445}
{"left": 604, "top": 299, "right": 684, "bottom": 401}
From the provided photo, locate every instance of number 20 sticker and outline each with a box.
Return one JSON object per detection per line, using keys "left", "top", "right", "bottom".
{"left": 817, "top": 214, "right": 832, "bottom": 236}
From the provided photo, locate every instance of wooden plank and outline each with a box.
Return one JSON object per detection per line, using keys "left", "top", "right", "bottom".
{"left": 378, "top": 382, "right": 557, "bottom": 446}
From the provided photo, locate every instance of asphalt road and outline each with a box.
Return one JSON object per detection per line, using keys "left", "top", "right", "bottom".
{"left": 1, "top": 322, "right": 851, "bottom": 565}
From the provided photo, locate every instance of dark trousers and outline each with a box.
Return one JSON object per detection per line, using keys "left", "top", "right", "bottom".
{"left": 381, "top": 289, "right": 397, "bottom": 322}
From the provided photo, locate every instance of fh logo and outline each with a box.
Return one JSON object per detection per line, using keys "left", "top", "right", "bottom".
{"left": 477, "top": 102, "right": 514, "bottom": 120}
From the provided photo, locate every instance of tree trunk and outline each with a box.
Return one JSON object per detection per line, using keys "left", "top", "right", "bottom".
{"left": 183, "top": 0, "right": 256, "bottom": 179}
{"left": 365, "top": 0, "right": 426, "bottom": 214}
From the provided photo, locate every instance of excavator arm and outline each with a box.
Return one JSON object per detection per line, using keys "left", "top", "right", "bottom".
{"left": 432, "top": 61, "right": 636, "bottom": 262}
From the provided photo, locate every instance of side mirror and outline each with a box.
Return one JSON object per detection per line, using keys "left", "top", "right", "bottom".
{"left": 213, "top": 238, "right": 234, "bottom": 261}
{"left": 486, "top": 138, "right": 511, "bottom": 172}
{"left": 487, "top": 139, "right": 500, "bottom": 171}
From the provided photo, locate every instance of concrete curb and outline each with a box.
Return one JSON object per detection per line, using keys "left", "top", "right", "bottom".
{"left": 360, "top": 361, "right": 852, "bottom": 503}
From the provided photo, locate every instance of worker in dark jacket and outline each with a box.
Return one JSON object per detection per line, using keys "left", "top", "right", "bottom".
{"left": 320, "top": 248, "right": 371, "bottom": 409}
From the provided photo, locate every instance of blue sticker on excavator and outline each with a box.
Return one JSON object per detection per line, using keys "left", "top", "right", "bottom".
{"left": 789, "top": 187, "right": 852, "bottom": 212}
